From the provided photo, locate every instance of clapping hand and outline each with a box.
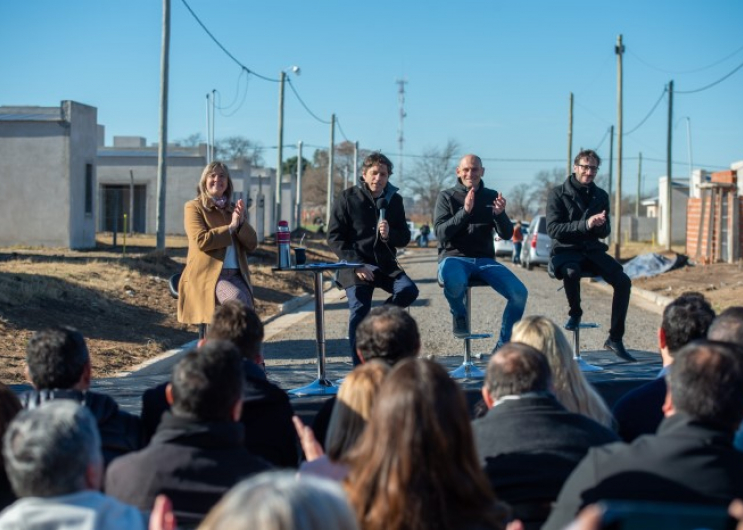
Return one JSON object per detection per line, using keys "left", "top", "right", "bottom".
{"left": 464, "top": 187, "right": 476, "bottom": 213}
{"left": 230, "top": 199, "right": 246, "bottom": 231}
{"left": 587, "top": 210, "right": 607, "bottom": 229}
{"left": 493, "top": 192, "right": 506, "bottom": 215}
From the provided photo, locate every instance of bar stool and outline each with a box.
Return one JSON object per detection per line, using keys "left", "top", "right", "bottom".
{"left": 440, "top": 277, "right": 492, "bottom": 380}
{"left": 547, "top": 265, "right": 602, "bottom": 372}
{"left": 168, "top": 272, "right": 206, "bottom": 340}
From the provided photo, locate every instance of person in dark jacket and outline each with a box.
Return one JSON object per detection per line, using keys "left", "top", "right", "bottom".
{"left": 434, "top": 154, "right": 527, "bottom": 349}
{"left": 612, "top": 292, "right": 715, "bottom": 442}
{"left": 472, "top": 342, "right": 618, "bottom": 530}
{"left": 543, "top": 340, "right": 743, "bottom": 530}
{"left": 106, "top": 341, "right": 272, "bottom": 526}
{"left": 141, "top": 301, "right": 299, "bottom": 468}
{"left": 20, "top": 326, "right": 142, "bottom": 467}
{"left": 327, "top": 152, "right": 419, "bottom": 365}
{"left": 546, "top": 149, "right": 635, "bottom": 362}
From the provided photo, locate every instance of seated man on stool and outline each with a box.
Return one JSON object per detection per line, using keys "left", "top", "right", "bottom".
{"left": 546, "top": 149, "right": 634, "bottom": 362}
{"left": 434, "top": 154, "right": 528, "bottom": 350}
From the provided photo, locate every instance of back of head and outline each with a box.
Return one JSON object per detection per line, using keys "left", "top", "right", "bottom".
{"left": 346, "top": 358, "right": 503, "bottom": 530}
{"left": 198, "top": 471, "right": 359, "bottom": 530}
{"left": 668, "top": 339, "right": 743, "bottom": 432}
{"left": 0, "top": 383, "right": 22, "bottom": 441}
{"left": 325, "top": 361, "right": 390, "bottom": 460}
{"left": 708, "top": 306, "right": 743, "bottom": 345}
{"left": 207, "top": 301, "right": 264, "bottom": 362}
{"left": 26, "top": 326, "right": 89, "bottom": 389}
{"left": 355, "top": 306, "right": 420, "bottom": 365}
{"left": 661, "top": 292, "right": 716, "bottom": 354}
{"left": 171, "top": 341, "right": 243, "bottom": 422}
{"left": 485, "top": 342, "right": 551, "bottom": 400}
{"left": 3, "top": 400, "right": 101, "bottom": 497}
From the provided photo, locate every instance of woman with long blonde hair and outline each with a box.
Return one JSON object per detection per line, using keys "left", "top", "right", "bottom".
{"left": 511, "top": 315, "right": 614, "bottom": 428}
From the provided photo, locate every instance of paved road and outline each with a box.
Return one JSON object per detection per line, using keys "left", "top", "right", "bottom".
{"left": 67, "top": 247, "right": 663, "bottom": 415}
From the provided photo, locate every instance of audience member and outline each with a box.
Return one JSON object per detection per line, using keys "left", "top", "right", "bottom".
{"left": 20, "top": 326, "right": 142, "bottom": 467}
{"left": 198, "top": 471, "right": 359, "bottom": 530}
{"left": 707, "top": 306, "right": 743, "bottom": 451}
{"left": 0, "top": 400, "right": 146, "bottom": 529}
{"left": 105, "top": 341, "right": 272, "bottom": 526}
{"left": 511, "top": 316, "right": 614, "bottom": 428}
{"left": 0, "top": 383, "right": 22, "bottom": 511}
{"left": 344, "top": 358, "right": 511, "bottom": 530}
{"left": 141, "top": 301, "right": 298, "bottom": 467}
{"left": 612, "top": 292, "right": 715, "bottom": 441}
{"left": 543, "top": 339, "right": 743, "bottom": 530}
{"left": 298, "top": 361, "right": 390, "bottom": 481}
{"left": 311, "top": 305, "right": 420, "bottom": 445}
{"left": 472, "top": 342, "right": 618, "bottom": 530}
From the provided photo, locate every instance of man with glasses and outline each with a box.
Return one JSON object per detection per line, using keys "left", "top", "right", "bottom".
{"left": 546, "top": 149, "right": 635, "bottom": 361}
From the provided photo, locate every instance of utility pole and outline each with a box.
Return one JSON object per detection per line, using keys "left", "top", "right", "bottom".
{"left": 295, "top": 140, "right": 303, "bottom": 229}
{"left": 607, "top": 125, "right": 614, "bottom": 246}
{"left": 567, "top": 92, "right": 574, "bottom": 176}
{"left": 155, "top": 0, "right": 170, "bottom": 251}
{"left": 129, "top": 169, "right": 135, "bottom": 235}
{"left": 353, "top": 141, "right": 359, "bottom": 183}
{"left": 325, "top": 114, "right": 336, "bottom": 228}
{"left": 665, "top": 80, "right": 674, "bottom": 251}
{"left": 396, "top": 79, "right": 407, "bottom": 184}
{"left": 205, "top": 94, "right": 211, "bottom": 163}
{"left": 636, "top": 152, "right": 642, "bottom": 217}
{"left": 614, "top": 34, "right": 624, "bottom": 260}
{"left": 275, "top": 71, "right": 286, "bottom": 230}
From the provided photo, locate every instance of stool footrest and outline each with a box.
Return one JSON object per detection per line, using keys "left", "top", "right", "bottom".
{"left": 460, "top": 332, "right": 492, "bottom": 340}
{"left": 449, "top": 362, "right": 486, "bottom": 380}
{"left": 576, "top": 323, "right": 599, "bottom": 329}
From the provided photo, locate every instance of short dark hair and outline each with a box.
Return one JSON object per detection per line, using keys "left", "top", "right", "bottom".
{"left": 355, "top": 306, "right": 420, "bottom": 365}
{"left": 171, "top": 341, "right": 244, "bottom": 422}
{"left": 485, "top": 342, "right": 552, "bottom": 399}
{"left": 668, "top": 339, "right": 743, "bottom": 432}
{"left": 361, "top": 152, "right": 393, "bottom": 176}
{"left": 573, "top": 149, "right": 601, "bottom": 167}
{"left": 662, "top": 292, "right": 716, "bottom": 354}
{"left": 707, "top": 306, "right": 743, "bottom": 345}
{"left": 207, "top": 301, "right": 264, "bottom": 361}
{"left": 26, "top": 327, "right": 89, "bottom": 389}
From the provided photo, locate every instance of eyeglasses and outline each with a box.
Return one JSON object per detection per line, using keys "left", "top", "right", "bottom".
{"left": 576, "top": 164, "right": 599, "bottom": 172}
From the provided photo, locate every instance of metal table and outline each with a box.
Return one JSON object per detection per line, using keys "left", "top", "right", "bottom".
{"left": 273, "top": 262, "right": 361, "bottom": 396}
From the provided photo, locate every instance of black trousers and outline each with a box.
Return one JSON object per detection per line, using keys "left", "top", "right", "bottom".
{"left": 559, "top": 252, "right": 631, "bottom": 341}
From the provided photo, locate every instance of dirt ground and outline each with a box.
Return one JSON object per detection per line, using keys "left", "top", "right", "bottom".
{"left": 0, "top": 231, "right": 336, "bottom": 383}
{"left": 1, "top": 236, "right": 740, "bottom": 384}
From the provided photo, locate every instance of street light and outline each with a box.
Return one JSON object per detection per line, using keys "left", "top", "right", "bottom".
{"left": 275, "top": 65, "right": 301, "bottom": 231}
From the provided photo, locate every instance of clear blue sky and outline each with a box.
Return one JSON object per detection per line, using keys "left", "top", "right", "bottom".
{"left": 2, "top": 0, "right": 742, "bottom": 197}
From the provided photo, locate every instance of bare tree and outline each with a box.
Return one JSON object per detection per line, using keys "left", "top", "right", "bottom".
{"left": 174, "top": 132, "right": 204, "bottom": 147}
{"left": 507, "top": 183, "right": 534, "bottom": 221}
{"left": 405, "top": 140, "right": 460, "bottom": 223}
{"left": 528, "top": 167, "right": 565, "bottom": 215}
{"left": 215, "top": 136, "right": 264, "bottom": 166}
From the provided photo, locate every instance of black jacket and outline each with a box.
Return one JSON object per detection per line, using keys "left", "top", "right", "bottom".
{"left": 434, "top": 179, "right": 512, "bottom": 261}
{"left": 612, "top": 376, "right": 667, "bottom": 442}
{"left": 543, "top": 413, "right": 743, "bottom": 530}
{"left": 20, "top": 389, "right": 143, "bottom": 467}
{"left": 471, "top": 394, "right": 618, "bottom": 530}
{"left": 327, "top": 181, "right": 410, "bottom": 288}
{"left": 105, "top": 412, "right": 272, "bottom": 526}
{"left": 140, "top": 360, "right": 299, "bottom": 468}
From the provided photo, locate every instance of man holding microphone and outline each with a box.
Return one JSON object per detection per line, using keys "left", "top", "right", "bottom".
{"left": 328, "top": 152, "right": 419, "bottom": 366}
{"left": 435, "top": 154, "right": 528, "bottom": 352}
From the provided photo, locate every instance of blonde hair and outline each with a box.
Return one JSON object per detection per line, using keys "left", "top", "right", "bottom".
{"left": 196, "top": 161, "right": 234, "bottom": 208}
{"left": 511, "top": 316, "right": 615, "bottom": 428}
{"left": 325, "top": 361, "right": 390, "bottom": 461}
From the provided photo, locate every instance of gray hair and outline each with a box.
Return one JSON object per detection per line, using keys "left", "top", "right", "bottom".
{"left": 198, "top": 471, "right": 359, "bottom": 530}
{"left": 3, "top": 400, "right": 102, "bottom": 497}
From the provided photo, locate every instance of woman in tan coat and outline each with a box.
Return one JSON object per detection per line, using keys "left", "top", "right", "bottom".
{"left": 177, "top": 162, "right": 258, "bottom": 325}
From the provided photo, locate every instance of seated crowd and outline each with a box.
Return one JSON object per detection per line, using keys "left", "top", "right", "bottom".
{"left": 2, "top": 294, "right": 743, "bottom": 530}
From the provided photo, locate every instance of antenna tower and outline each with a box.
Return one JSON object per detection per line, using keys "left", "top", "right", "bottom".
{"left": 396, "top": 78, "right": 407, "bottom": 184}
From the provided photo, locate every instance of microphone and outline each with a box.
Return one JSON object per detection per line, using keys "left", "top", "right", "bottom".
{"left": 376, "top": 197, "right": 388, "bottom": 222}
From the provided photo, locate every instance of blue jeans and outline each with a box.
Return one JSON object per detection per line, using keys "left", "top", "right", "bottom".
{"left": 345, "top": 272, "right": 419, "bottom": 365}
{"left": 437, "top": 257, "right": 528, "bottom": 348}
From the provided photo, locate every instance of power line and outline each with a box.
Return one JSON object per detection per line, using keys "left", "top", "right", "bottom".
{"left": 628, "top": 43, "right": 743, "bottom": 75}
{"left": 213, "top": 68, "right": 251, "bottom": 117}
{"left": 285, "top": 78, "right": 332, "bottom": 125}
{"left": 335, "top": 117, "right": 350, "bottom": 142}
{"left": 676, "top": 59, "right": 743, "bottom": 94}
{"left": 623, "top": 87, "right": 667, "bottom": 136}
{"left": 179, "top": 0, "right": 279, "bottom": 82}
{"left": 594, "top": 127, "right": 610, "bottom": 151}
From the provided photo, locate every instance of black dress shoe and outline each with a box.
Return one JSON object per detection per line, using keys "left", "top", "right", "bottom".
{"left": 453, "top": 315, "right": 469, "bottom": 339}
{"left": 604, "top": 338, "right": 637, "bottom": 362}
{"left": 564, "top": 315, "right": 581, "bottom": 332}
